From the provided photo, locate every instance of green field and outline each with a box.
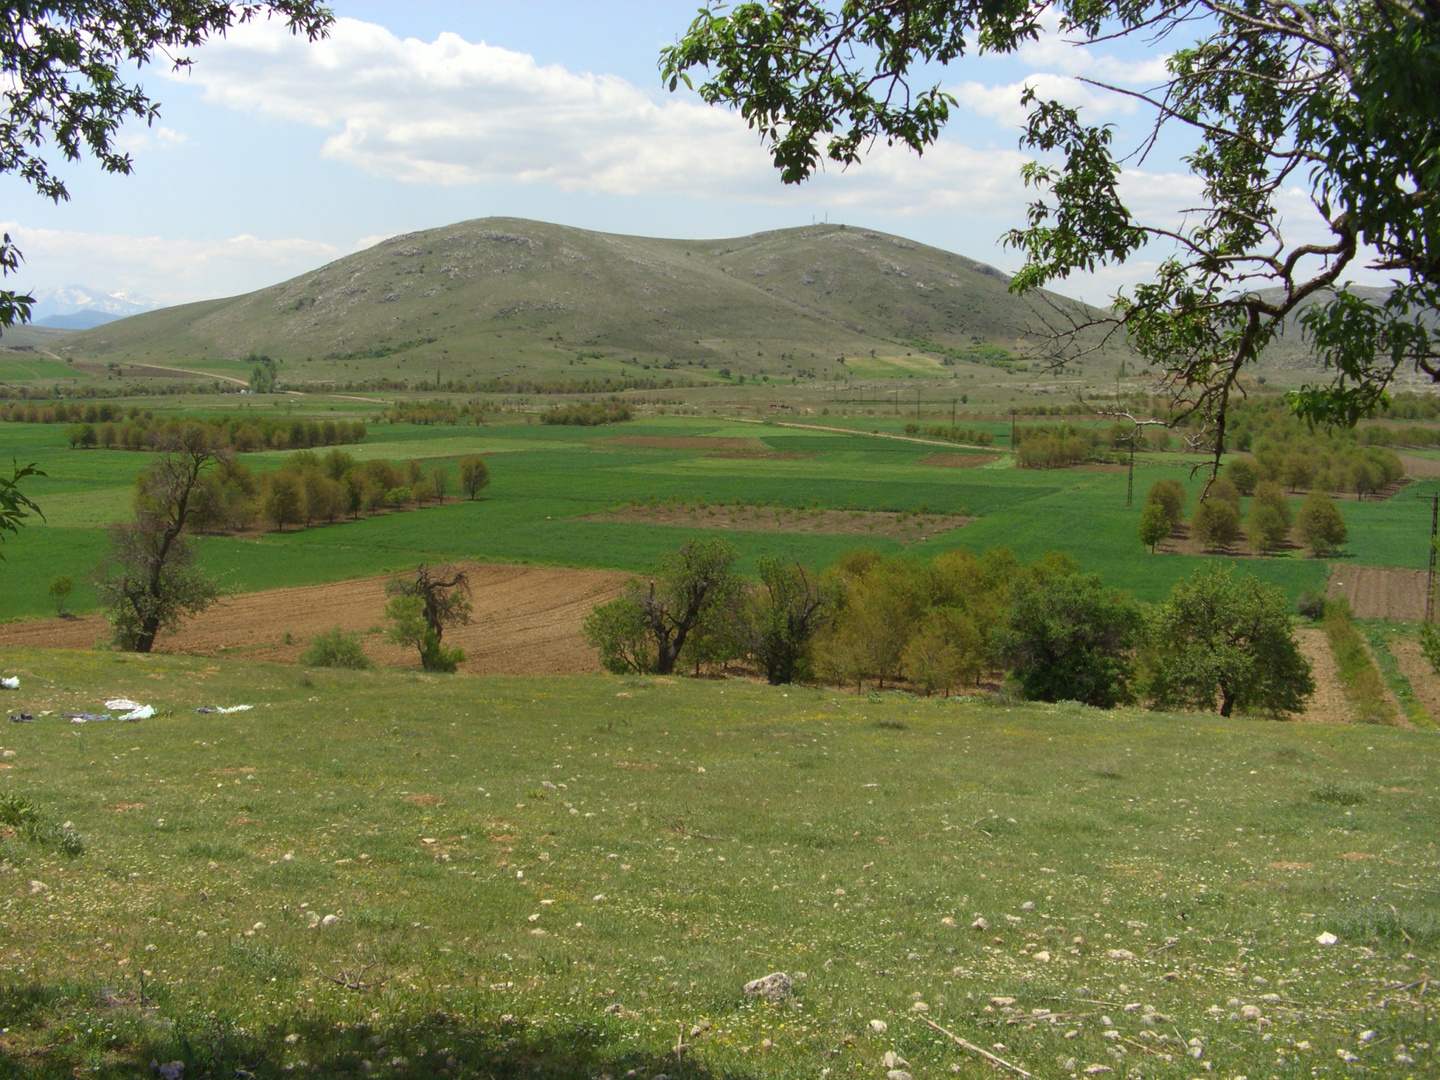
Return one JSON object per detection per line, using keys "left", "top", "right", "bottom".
{"left": 0, "top": 649, "right": 1434, "bottom": 1079}
{"left": 0, "top": 413, "right": 1380, "bottom": 620}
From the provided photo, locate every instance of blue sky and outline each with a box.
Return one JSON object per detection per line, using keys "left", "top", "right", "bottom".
{"left": 0, "top": 2, "right": 1308, "bottom": 309}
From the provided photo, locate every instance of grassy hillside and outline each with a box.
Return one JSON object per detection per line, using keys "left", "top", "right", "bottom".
{"left": 0, "top": 650, "right": 1434, "bottom": 1079}
{"left": 56, "top": 219, "right": 1124, "bottom": 386}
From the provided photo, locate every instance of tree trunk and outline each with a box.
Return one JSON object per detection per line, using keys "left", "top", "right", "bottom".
{"left": 134, "top": 614, "right": 160, "bottom": 654}
{"left": 1219, "top": 687, "right": 1234, "bottom": 717}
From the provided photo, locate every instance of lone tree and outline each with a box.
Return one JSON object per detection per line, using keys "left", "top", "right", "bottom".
{"left": 48, "top": 575, "right": 73, "bottom": 615}
{"left": 662, "top": 0, "right": 1440, "bottom": 453}
{"left": 1149, "top": 566, "right": 1314, "bottom": 717}
{"left": 1138, "top": 501, "right": 1170, "bottom": 553}
{"left": 458, "top": 456, "right": 491, "bottom": 500}
{"left": 385, "top": 564, "right": 472, "bottom": 672}
{"left": 743, "top": 557, "right": 834, "bottom": 684}
{"left": 0, "top": 3, "right": 332, "bottom": 332}
{"left": 1144, "top": 479, "right": 1187, "bottom": 530}
{"left": 999, "top": 571, "right": 1144, "bottom": 708}
{"left": 94, "top": 429, "right": 226, "bottom": 652}
{"left": 584, "top": 538, "right": 739, "bottom": 675}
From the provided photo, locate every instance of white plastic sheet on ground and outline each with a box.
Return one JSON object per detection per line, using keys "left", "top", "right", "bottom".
{"left": 1, "top": 677, "right": 18, "bottom": 690}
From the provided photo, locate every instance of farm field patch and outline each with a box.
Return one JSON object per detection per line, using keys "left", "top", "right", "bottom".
{"left": 0, "top": 562, "right": 626, "bottom": 674}
{"left": 587, "top": 504, "right": 972, "bottom": 543}
{"left": 0, "top": 652, "right": 1433, "bottom": 1079}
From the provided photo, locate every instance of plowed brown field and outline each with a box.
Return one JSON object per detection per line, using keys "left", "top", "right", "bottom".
{"left": 1328, "top": 565, "right": 1430, "bottom": 621}
{"left": 0, "top": 563, "right": 629, "bottom": 675}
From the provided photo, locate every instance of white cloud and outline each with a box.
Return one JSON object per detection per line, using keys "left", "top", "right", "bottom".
{"left": 1015, "top": 9, "right": 1171, "bottom": 84}
{"left": 114, "top": 125, "right": 190, "bottom": 154}
{"left": 953, "top": 74, "right": 1139, "bottom": 130}
{"left": 173, "top": 17, "right": 1028, "bottom": 217}
{"left": 2, "top": 222, "right": 342, "bottom": 304}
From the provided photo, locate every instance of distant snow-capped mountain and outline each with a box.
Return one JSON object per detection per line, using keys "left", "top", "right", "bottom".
{"left": 29, "top": 285, "right": 161, "bottom": 328}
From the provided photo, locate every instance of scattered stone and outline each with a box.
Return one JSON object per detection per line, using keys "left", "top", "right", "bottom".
{"left": 1239, "top": 1005, "right": 1262, "bottom": 1020}
{"left": 284, "top": 1034, "right": 300, "bottom": 1045}
{"left": 1316, "top": 932, "right": 1338, "bottom": 946}
{"left": 991, "top": 997, "right": 1016, "bottom": 1008}
{"left": 1358, "top": 1030, "right": 1375, "bottom": 1043}
{"left": 1020, "top": 901, "right": 1035, "bottom": 911}
{"left": 1083, "top": 1067, "right": 1112, "bottom": 1076}
{"left": 603, "top": 1003, "right": 624, "bottom": 1015}
{"left": 743, "top": 972, "right": 794, "bottom": 1002}
{"left": 27, "top": 880, "right": 47, "bottom": 895}
{"left": 886, "top": 1071, "right": 913, "bottom": 1080}
{"left": 869, "top": 1019, "right": 888, "bottom": 1034}
{"left": 1106, "top": 949, "right": 1136, "bottom": 960}
{"left": 882, "top": 1052, "right": 908, "bottom": 1069}
{"left": 971, "top": 917, "right": 989, "bottom": 930}
{"left": 154, "top": 1063, "right": 184, "bottom": 1080}
{"left": 689, "top": 1019, "right": 712, "bottom": 1037}
{"left": 1033, "top": 951, "right": 1051, "bottom": 963}
{"left": 321, "top": 914, "right": 339, "bottom": 928}
{"left": 940, "top": 916, "right": 955, "bottom": 926}
{"left": 910, "top": 1001, "right": 929, "bottom": 1013}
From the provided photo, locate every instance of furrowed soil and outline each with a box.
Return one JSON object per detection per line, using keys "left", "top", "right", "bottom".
{"left": 1294, "top": 626, "right": 1354, "bottom": 723}
{"left": 1328, "top": 564, "right": 1429, "bottom": 621}
{"left": 0, "top": 563, "right": 627, "bottom": 674}
{"left": 1391, "top": 634, "right": 1440, "bottom": 719}
{"left": 587, "top": 504, "right": 972, "bottom": 543}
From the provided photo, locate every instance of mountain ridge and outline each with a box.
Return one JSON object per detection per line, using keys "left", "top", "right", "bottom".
{"left": 58, "top": 218, "right": 1127, "bottom": 385}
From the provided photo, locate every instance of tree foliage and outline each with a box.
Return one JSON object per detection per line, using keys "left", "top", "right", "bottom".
{"left": 0, "top": 460, "right": 43, "bottom": 555}
{"left": 385, "top": 565, "right": 471, "bottom": 672}
{"left": 999, "top": 570, "right": 1144, "bottom": 707}
{"left": 1138, "top": 500, "right": 1170, "bottom": 552}
{"left": 662, "top": 0, "right": 1440, "bottom": 447}
{"left": 743, "top": 557, "right": 835, "bottom": 685}
{"left": 0, "top": 2, "right": 332, "bottom": 330}
{"left": 93, "top": 430, "right": 226, "bottom": 651}
{"left": 1148, "top": 566, "right": 1314, "bottom": 717}
{"left": 458, "top": 456, "right": 491, "bottom": 500}
{"left": 1295, "top": 492, "right": 1349, "bottom": 555}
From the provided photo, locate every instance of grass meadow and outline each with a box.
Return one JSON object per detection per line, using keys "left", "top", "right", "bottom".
{"left": 0, "top": 649, "right": 1435, "bottom": 1079}
{"left": 3, "top": 412, "right": 1408, "bottom": 621}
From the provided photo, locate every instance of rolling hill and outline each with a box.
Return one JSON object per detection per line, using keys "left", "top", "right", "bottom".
{"left": 57, "top": 218, "right": 1128, "bottom": 387}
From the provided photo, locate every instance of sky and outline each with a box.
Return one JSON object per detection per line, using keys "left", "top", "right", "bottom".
{"left": 0, "top": 1, "right": 1339, "bottom": 310}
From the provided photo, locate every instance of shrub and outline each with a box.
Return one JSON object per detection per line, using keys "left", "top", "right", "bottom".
{"left": 1248, "top": 500, "right": 1291, "bottom": 552}
{"left": 999, "top": 571, "right": 1144, "bottom": 708}
{"left": 1295, "top": 492, "right": 1348, "bottom": 556}
{"left": 1296, "top": 589, "right": 1328, "bottom": 621}
{"left": 298, "top": 627, "right": 374, "bottom": 670}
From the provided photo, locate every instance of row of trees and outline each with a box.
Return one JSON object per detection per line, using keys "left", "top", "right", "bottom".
{"left": 542, "top": 402, "right": 634, "bottom": 426}
{"left": 172, "top": 449, "right": 490, "bottom": 535}
{"left": 54, "top": 413, "right": 368, "bottom": 454}
{"left": 585, "top": 539, "right": 1314, "bottom": 716}
{"left": 1139, "top": 477, "right": 1349, "bottom": 556}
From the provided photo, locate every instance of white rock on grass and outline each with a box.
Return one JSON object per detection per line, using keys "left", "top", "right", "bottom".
{"left": 743, "top": 972, "right": 794, "bottom": 1002}
{"left": 1316, "top": 931, "right": 1339, "bottom": 945}
{"left": 881, "top": 1051, "right": 909, "bottom": 1069}
{"left": 886, "top": 1071, "right": 913, "bottom": 1080}
{"left": 971, "top": 917, "right": 990, "bottom": 931}
{"left": 869, "top": 1019, "right": 888, "bottom": 1034}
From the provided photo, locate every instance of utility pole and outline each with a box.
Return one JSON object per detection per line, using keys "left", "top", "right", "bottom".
{"left": 916, "top": 389, "right": 921, "bottom": 420}
{"left": 1126, "top": 437, "right": 1136, "bottom": 507}
{"left": 951, "top": 397, "right": 957, "bottom": 429}
{"left": 1010, "top": 408, "right": 1017, "bottom": 448}
{"left": 1422, "top": 491, "right": 1439, "bottom": 623}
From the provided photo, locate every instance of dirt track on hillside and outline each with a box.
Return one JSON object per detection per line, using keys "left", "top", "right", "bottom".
{"left": 0, "top": 564, "right": 629, "bottom": 675}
